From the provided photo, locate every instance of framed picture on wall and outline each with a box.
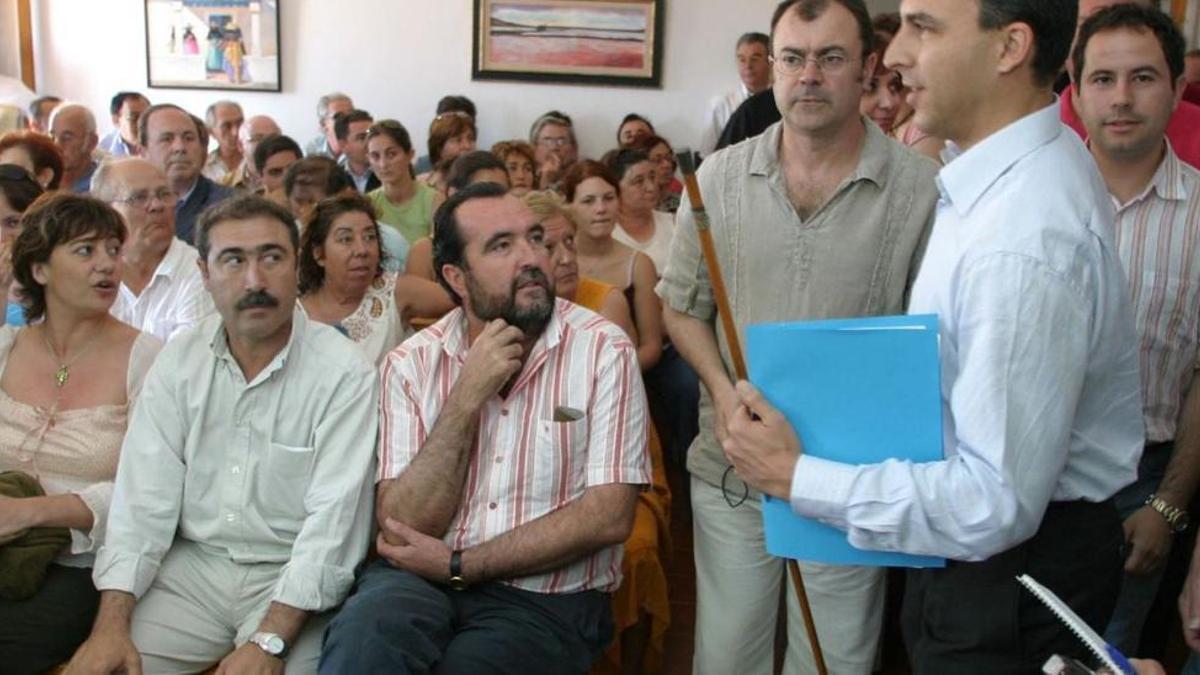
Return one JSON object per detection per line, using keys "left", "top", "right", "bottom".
{"left": 144, "top": 0, "right": 281, "bottom": 92}
{"left": 472, "top": 0, "right": 664, "bottom": 88}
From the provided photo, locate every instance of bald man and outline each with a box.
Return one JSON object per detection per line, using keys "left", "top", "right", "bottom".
{"left": 49, "top": 103, "right": 100, "bottom": 193}
{"left": 91, "top": 158, "right": 215, "bottom": 341}
{"left": 222, "top": 114, "right": 282, "bottom": 191}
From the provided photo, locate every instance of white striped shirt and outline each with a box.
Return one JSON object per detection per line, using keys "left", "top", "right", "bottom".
{"left": 378, "top": 299, "right": 650, "bottom": 594}
{"left": 1113, "top": 142, "right": 1200, "bottom": 442}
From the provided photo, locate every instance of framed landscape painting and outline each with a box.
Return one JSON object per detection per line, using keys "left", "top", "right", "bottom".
{"left": 473, "top": 0, "right": 664, "bottom": 88}
{"left": 144, "top": 0, "right": 281, "bottom": 92}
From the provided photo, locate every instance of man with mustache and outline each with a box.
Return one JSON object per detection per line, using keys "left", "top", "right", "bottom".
{"left": 1072, "top": 4, "right": 1200, "bottom": 657}
{"left": 656, "top": 1, "right": 938, "bottom": 673}
{"left": 138, "top": 103, "right": 234, "bottom": 244}
{"left": 320, "top": 182, "right": 651, "bottom": 673}
{"left": 67, "top": 195, "right": 378, "bottom": 674}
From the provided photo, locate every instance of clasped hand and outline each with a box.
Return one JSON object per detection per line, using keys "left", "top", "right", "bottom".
{"left": 720, "top": 380, "right": 803, "bottom": 501}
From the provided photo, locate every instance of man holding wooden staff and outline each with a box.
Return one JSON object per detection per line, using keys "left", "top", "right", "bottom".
{"left": 657, "top": 1, "right": 939, "bottom": 672}
{"left": 723, "top": 0, "right": 1146, "bottom": 672}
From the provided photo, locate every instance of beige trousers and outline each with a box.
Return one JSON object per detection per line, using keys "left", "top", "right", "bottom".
{"left": 690, "top": 475, "right": 886, "bottom": 675}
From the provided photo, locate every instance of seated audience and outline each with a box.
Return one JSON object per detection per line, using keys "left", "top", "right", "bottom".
{"left": 253, "top": 132, "right": 302, "bottom": 201}
{"left": 222, "top": 114, "right": 281, "bottom": 191}
{"left": 631, "top": 135, "right": 683, "bottom": 213}
{"left": 367, "top": 119, "right": 442, "bottom": 246}
{"left": 491, "top": 140, "right": 536, "bottom": 196}
{"left": 334, "top": 109, "right": 378, "bottom": 193}
{"left": 605, "top": 148, "right": 674, "bottom": 273}
{"left": 48, "top": 103, "right": 99, "bottom": 193}
{"left": 66, "top": 195, "right": 378, "bottom": 674}
{"left": 414, "top": 94, "right": 477, "bottom": 174}
{"left": 565, "top": 160, "right": 662, "bottom": 370}
{"left": 0, "top": 130, "right": 64, "bottom": 190}
{"left": 445, "top": 150, "right": 509, "bottom": 195}
{"left": 298, "top": 194, "right": 450, "bottom": 364}
{"left": 98, "top": 92, "right": 148, "bottom": 158}
{"left": 0, "top": 164, "right": 42, "bottom": 326}
{"left": 529, "top": 110, "right": 579, "bottom": 189}
{"left": 319, "top": 182, "right": 650, "bottom": 673}
{"left": 617, "top": 113, "right": 655, "bottom": 148}
{"left": 418, "top": 111, "right": 477, "bottom": 195}
{"left": 138, "top": 103, "right": 234, "bottom": 243}
{"left": 0, "top": 193, "right": 161, "bottom": 674}
{"left": 26, "top": 95, "right": 61, "bottom": 136}
{"left": 201, "top": 100, "right": 244, "bottom": 182}
{"left": 305, "top": 92, "right": 353, "bottom": 159}
{"left": 91, "top": 158, "right": 215, "bottom": 341}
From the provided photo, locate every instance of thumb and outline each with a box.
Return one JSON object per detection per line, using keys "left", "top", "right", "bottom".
{"left": 735, "top": 380, "right": 778, "bottom": 422}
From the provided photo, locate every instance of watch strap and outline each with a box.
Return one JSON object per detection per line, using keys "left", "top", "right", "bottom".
{"left": 1146, "top": 493, "right": 1188, "bottom": 533}
{"left": 449, "top": 549, "right": 467, "bottom": 590}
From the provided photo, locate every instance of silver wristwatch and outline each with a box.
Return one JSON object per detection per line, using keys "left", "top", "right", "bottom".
{"left": 249, "top": 631, "right": 289, "bottom": 659}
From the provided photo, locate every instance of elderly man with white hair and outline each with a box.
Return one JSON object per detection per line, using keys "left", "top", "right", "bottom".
{"left": 222, "top": 114, "right": 282, "bottom": 192}
{"left": 49, "top": 103, "right": 100, "bottom": 193}
{"left": 304, "top": 92, "right": 353, "bottom": 159}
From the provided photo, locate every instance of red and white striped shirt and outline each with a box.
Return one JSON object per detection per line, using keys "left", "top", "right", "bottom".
{"left": 378, "top": 298, "right": 650, "bottom": 594}
{"left": 1113, "top": 142, "right": 1200, "bottom": 442}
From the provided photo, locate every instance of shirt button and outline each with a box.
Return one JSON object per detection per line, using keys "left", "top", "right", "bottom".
{"left": 500, "top": 409, "right": 509, "bottom": 416}
{"left": 231, "top": 466, "right": 240, "bottom": 475}
{"left": 488, "top": 502, "right": 497, "bottom": 510}
{"left": 225, "top": 513, "right": 236, "bottom": 523}
{"left": 495, "top": 456, "right": 503, "bottom": 464}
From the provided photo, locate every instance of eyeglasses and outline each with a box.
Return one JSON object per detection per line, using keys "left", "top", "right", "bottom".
{"left": 537, "top": 137, "right": 572, "bottom": 148}
{"left": 770, "top": 51, "right": 853, "bottom": 75}
{"left": 113, "top": 188, "right": 178, "bottom": 209}
{"left": 0, "top": 164, "right": 38, "bottom": 185}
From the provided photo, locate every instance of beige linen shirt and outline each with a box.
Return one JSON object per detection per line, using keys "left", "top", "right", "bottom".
{"left": 656, "top": 119, "right": 939, "bottom": 489}
{"left": 93, "top": 309, "right": 379, "bottom": 611}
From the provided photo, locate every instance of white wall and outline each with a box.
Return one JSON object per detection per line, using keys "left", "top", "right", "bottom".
{"left": 32, "top": 0, "right": 898, "bottom": 158}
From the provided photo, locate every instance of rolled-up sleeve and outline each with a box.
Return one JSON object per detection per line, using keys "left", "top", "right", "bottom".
{"left": 656, "top": 165, "right": 717, "bottom": 321}
{"left": 271, "top": 366, "right": 379, "bottom": 611}
{"left": 586, "top": 336, "right": 651, "bottom": 487}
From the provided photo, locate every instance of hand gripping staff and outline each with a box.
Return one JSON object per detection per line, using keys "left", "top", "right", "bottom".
{"left": 676, "top": 149, "right": 828, "bottom": 675}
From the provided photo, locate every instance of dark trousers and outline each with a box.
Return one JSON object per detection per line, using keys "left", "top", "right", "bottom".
{"left": 319, "top": 560, "right": 613, "bottom": 674}
{"left": 643, "top": 344, "right": 700, "bottom": 467}
{"left": 0, "top": 563, "right": 99, "bottom": 674}
{"left": 903, "top": 499, "right": 1124, "bottom": 674}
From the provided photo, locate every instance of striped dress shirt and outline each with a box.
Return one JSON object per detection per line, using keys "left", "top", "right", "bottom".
{"left": 378, "top": 299, "right": 650, "bottom": 594}
{"left": 1113, "top": 142, "right": 1200, "bottom": 442}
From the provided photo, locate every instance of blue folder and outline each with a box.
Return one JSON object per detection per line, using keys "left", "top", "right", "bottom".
{"left": 747, "top": 314, "right": 945, "bottom": 568}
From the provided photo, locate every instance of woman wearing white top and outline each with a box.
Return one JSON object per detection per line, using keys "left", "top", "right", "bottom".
{"left": 298, "top": 194, "right": 452, "bottom": 365}
{"left": 0, "top": 193, "right": 161, "bottom": 673}
{"left": 606, "top": 147, "right": 675, "bottom": 274}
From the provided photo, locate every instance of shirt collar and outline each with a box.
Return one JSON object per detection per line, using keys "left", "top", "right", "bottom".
{"left": 209, "top": 305, "right": 304, "bottom": 385}
{"left": 1147, "top": 140, "right": 1188, "bottom": 202}
{"left": 936, "top": 100, "right": 1061, "bottom": 218}
{"left": 152, "top": 237, "right": 193, "bottom": 282}
{"left": 177, "top": 177, "right": 201, "bottom": 205}
{"left": 750, "top": 117, "right": 890, "bottom": 189}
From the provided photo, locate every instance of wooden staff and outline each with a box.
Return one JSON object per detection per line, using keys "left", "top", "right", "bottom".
{"left": 676, "top": 149, "right": 829, "bottom": 675}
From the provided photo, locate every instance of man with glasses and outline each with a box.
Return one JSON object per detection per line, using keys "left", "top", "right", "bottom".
{"left": 529, "top": 110, "right": 578, "bottom": 190}
{"left": 92, "top": 157, "right": 214, "bottom": 341}
{"left": 657, "top": 1, "right": 938, "bottom": 673}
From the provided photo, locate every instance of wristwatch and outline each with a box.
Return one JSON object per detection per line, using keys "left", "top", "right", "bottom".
{"left": 448, "top": 549, "right": 468, "bottom": 591}
{"left": 1145, "top": 493, "right": 1190, "bottom": 533}
{"left": 249, "top": 632, "right": 289, "bottom": 659}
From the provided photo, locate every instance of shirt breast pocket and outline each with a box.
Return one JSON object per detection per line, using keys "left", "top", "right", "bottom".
{"left": 258, "top": 442, "right": 314, "bottom": 533}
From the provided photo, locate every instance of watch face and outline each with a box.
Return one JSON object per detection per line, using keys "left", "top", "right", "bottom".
{"left": 265, "top": 635, "right": 285, "bottom": 654}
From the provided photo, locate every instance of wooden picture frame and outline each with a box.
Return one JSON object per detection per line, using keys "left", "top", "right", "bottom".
{"left": 144, "top": 0, "right": 281, "bottom": 92}
{"left": 472, "top": 0, "right": 665, "bottom": 88}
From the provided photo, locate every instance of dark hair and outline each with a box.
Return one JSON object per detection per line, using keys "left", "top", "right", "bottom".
{"left": 298, "top": 193, "right": 382, "bottom": 294}
{"left": 333, "top": 109, "right": 373, "bottom": 142}
{"left": 366, "top": 119, "right": 414, "bottom": 154}
{"left": 432, "top": 181, "right": 509, "bottom": 303}
{"left": 446, "top": 151, "right": 508, "bottom": 192}
{"left": 436, "top": 95, "right": 477, "bottom": 119}
{"left": 602, "top": 147, "right": 651, "bottom": 182}
{"left": 978, "top": 0, "right": 1076, "bottom": 87}
{"left": 0, "top": 131, "right": 65, "bottom": 190}
{"left": 427, "top": 112, "right": 477, "bottom": 166}
{"left": 737, "top": 32, "right": 771, "bottom": 49}
{"left": 771, "top": 0, "right": 874, "bottom": 59}
{"left": 616, "top": 113, "right": 655, "bottom": 145}
{"left": 138, "top": 103, "right": 204, "bottom": 148}
{"left": 109, "top": 91, "right": 146, "bottom": 116}
{"left": 195, "top": 194, "right": 299, "bottom": 262}
{"left": 253, "top": 134, "right": 303, "bottom": 174}
{"left": 28, "top": 96, "right": 61, "bottom": 121}
{"left": 871, "top": 12, "right": 901, "bottom": 39}
{"left": 283, "top": 157, "right": 353, "bottom": 198}
{"left": 561, "top": 159, "right": 620, "bottom": 202}
{"left": 0, "top": 164, "right": 45, "bottom": 213}
{"left": 13, "top": 193, "right": 126, "bottom": 322}
{"left": 1072, "top": 3, "right": 1185, "bottom": 86}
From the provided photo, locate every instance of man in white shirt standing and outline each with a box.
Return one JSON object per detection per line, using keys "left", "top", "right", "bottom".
{"left": 92, "top": 158, "right": 215, "bottom": 341}
{"left": 722, "top": 0, "right": 1144, "bottom": 671}
{"left": 699, "top": 32, "right": 772, "bottom": 156}
{"left": 66, "top": 195, "right": 378, "bottom": 674}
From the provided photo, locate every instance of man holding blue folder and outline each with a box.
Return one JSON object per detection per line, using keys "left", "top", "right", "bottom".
{"left": 723, "top": 0, "right": 1145, "bottom": 672}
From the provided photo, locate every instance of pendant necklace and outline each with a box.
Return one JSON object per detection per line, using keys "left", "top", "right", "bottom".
{"left": 42, "top": 328, "right": 102, "bottom": 388}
